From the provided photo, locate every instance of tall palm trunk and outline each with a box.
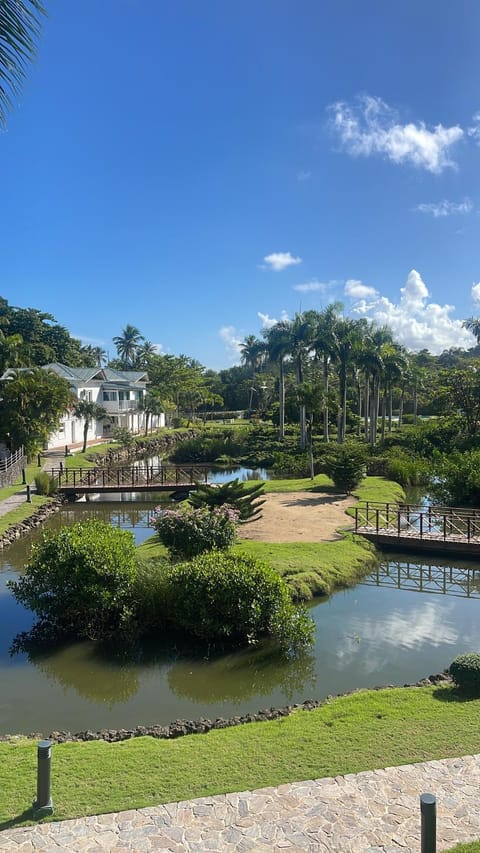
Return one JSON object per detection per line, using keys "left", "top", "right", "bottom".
{"left": 364, "top": 376, "right": 370, "bottom": 443}
{"left": 322, "top": 355, "right": 330, "bottom": 443}
{"left": 278, "top": 358, "right": 285, "bottom": 441}
{"left": 297, "top": 357, "right": 307, "bottom": 450}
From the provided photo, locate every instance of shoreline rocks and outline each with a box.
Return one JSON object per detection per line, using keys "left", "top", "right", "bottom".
{"left": 0, "top": 672, "right": 452, "bottom": 745}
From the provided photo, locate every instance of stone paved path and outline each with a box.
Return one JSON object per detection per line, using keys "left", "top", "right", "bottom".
{"left": 1, "top": 753, "right": 479, "bottom": 851}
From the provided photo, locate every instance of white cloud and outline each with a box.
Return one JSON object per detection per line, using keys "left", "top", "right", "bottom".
{"left": 472, "top": 283, "right": 480, "bottom": 306}
{"left": 467, "top": 112, "right": 480, "bottom": 144}
{"left": 219, "top": 325, "right": 242, "bottom": 360}
{"left": 263, "top": 252, "right": 302, "bottom": 272}
{"left": 257, "top": 310, "right": 289, "bottom": 329}
{"left": 329, "top": 95, "right": 464, "bottom": 173}
{"left": 293, "top": 279, "right": 329, "bottom": 293}
{"left": 297, "top": 170, "right": 312, "bottom": 181}
{"left": 351, "top": 269, "right": 475, "bottom": 353}
{"left": 344, "top": 279, "right": 378, "bottom": 299}
{"left": 415, "top": 198, "right": 473, "bottom": 217}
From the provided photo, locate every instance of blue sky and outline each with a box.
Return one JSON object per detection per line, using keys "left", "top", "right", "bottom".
{"left": 2, "top": 0, "right": 480, "bottom": 368}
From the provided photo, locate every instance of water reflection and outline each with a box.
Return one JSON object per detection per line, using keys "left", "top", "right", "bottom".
{"left": 167, "top": 644, "right": 316, "bottom": 704}
{"left": 14, "top": 636, "right": 315, "bottom": 709}
{"left": 364, "top": 559, "right": 480, "bottom": 599}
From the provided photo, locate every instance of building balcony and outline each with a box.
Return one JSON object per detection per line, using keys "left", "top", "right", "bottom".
{"left": 102, "top": 399, "right": 139, "bottom": 413}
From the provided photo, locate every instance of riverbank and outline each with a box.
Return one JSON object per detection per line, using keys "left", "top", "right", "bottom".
{"left": 0, "top": 682, "right": 478, "bottom": 829}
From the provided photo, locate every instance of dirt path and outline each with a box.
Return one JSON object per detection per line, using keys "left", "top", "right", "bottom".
{"left": 239, "top": 491, "right": 356, "bottom": 542}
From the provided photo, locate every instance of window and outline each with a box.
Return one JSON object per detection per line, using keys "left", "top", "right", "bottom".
{"left": 103, "top": 391, "right": 117, "bottom": 401}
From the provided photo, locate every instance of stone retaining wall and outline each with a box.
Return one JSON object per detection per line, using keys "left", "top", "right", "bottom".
{"left": 0, "top": 497, "right": 64, "bottom": 550}
{"left": 0, "top": 673, "right": 451, "bottom": 744}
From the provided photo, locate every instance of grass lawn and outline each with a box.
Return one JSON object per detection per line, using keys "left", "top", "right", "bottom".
{"left": 0, "top": 684, "right": 479, "bottom": 828}
{"left": 447, "top": 845, "right": 480, "bottom": 852}
{"left": 0, "top": 495, "right": 52, "bottom": 536}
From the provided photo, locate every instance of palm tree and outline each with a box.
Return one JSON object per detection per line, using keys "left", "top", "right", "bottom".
{"left": 72, "top": 400, "right": 108, "bottom": 453}
{"left": 139, "top": 389, "right": 164, "bottom": 436}
{"left": 463, "top": 317, "right": 480, "bottom": 345}
{"left": 288, "top": 313, "right": 317, "bottom": 449}
{"left": 136, "top": 340, "right": 158, "bottom": 367}
{"left": 263, "top": 320, "right": 292, "bottom": 440}
{"left": 311, "top": 303, "right": 342, "bottom": 443}
{"left": 333, "top": 318, "right": 366, "bottom": 444}
{"left": 0, "top": 1, "right": 45, "bottom": 127}
{"left": 240, "top": 335, "right": 266, "bottom": 417}
{"left": 113, "top": 325, "right": 145, "bottom": 368}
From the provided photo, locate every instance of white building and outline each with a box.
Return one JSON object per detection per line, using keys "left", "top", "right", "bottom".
{"left": 44, "top": 364, "right": 165, "bottom": 449}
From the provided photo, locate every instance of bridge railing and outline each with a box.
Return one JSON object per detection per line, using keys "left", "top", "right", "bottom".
{"left": 50, "top": 464, "right": 211, "bottom": 489}
{"left": 354, "top": 501, "right": 480, "bottom": 542}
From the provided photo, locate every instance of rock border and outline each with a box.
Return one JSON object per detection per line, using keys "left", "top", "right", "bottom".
{"left": 0, "top": 672, "right": 452, "bottom": 744}
{"left": 0, "top": 497, "right": 65, "bottom": 550}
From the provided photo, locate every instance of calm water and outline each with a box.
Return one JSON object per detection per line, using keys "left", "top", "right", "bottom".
{"left": 1, "top": 489, "right": 479, "bottom": 734}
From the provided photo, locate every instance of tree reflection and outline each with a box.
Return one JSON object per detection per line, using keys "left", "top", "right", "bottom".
{"left": 18, "top": 640, "right": 141, "bottom": 706}
{"left": 167, "top": 641, "right": 316, "bottom": 704}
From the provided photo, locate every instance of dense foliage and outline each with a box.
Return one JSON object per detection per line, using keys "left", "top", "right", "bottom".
{"left": 163, "top": 551, "right": 314, "bottom": 651}
{"left": 323, "top": 443, "right": 367, "bottom": 494}
{"left": 188, "top": 478, "right": 265, "bottom": 523}
{"left": 449, "top": 653, "right": 480, "bottom": 694}
{"left": 0, "top": 367, "right": 73, "bottom": 454}
{"left": 8, "top": 521, "right": 137, "bottom": 641}
{"left": 429, "top": 450, "right": 480, "bottom": 507}
{"left": 151, "top": 504, "right": 239, "bottom": 559}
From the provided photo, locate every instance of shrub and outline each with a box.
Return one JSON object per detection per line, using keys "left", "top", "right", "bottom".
{"left": 111, "top": 426, "right": 135, "bottom": 447}
{"left": 163, "top": 551, "right": 314, "bottom": 652}
{"left": 151, "top": 504, "right": 239, "bottom": 559}
{"left": 271, "top": 452, "right": 311, "bottom": 479}
{"left": 8, "top": 520, "right": 137, "bottom": 641}
{"left": 188, "top": 478, "right": 265, "bottom": 523}
{"left": 34, "top": 472, "right": 57, "bottom": 496}
{"left": 449, "top": 653, "right": 480, "bottom": 694}
{"left": 322, "top": 443, "right": 367, "bottom": 493}
{"left": 430, "top": 449, "right": 480, "bottom": 506}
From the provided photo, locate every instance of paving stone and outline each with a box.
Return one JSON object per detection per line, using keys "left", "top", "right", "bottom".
{"left": 2, "top": 753, "right": 480, "bottom": 850}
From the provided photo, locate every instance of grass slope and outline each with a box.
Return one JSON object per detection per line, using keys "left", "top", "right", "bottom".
{"left": 0, "top": 685, "right": 478, "bottom": 828}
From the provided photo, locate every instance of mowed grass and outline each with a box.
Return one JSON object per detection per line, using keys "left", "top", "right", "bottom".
{"left": 447, "top": 845, "right": 480, "bottom": 852}
{"left": 0, "top": 495, "right": 52, "bottom": 536}
{"left": 1, "top": 685, "right": 479, "bottom": 828}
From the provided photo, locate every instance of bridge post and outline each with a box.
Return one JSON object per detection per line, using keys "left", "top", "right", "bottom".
{"left": 397, "top": 509, "right": 401, "bottom": 537}
{"left": 354, "top": 506, "right": 358, "bottom": 531}
{"left": 419, "top": 513, "right": 423, "bottom": 538}
{"left": 468, "top": 517, "right": 471, "bottom": 542}
{"left": 376, "top": 508, "right": 379, "bottom": 534}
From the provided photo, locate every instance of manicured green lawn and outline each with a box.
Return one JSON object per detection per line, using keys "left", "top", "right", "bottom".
{"left": 447, "top": 845, "right": 480, "bottom": 852}
{"left": 0, "top": 684, "right": 478, "bottom": 828}
{"left": 0, "top": 495, "right": 52, "bottom": 536}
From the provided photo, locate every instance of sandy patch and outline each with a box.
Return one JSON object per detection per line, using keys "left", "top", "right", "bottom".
{"left": 239, "top": 491, "right": 356, "bottom": 543}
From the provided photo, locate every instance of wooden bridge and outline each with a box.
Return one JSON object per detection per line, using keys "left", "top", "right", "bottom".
{"left": 354, "top": 502, "right": 480, "bottom": 556}
{"left": 50, "top": 464, "right": 211, "bottom": 498}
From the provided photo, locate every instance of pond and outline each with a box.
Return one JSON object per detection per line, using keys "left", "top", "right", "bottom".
{"left": 1, "top": 492, "right": 479, "bottom": 735}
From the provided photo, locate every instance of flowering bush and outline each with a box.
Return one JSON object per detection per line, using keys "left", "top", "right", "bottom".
{"left": 151, "top": 504, "right": 239, "bottom": 559}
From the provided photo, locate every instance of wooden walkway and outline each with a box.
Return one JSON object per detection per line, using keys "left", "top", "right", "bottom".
{"left": 354, "top": 501, "right": 480, "bottom": 556}
{"left": 50, "top": 464, "right": 210, "bottom": 497}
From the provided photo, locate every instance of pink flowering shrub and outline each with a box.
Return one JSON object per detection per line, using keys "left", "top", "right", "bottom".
{"left": 151, "top": 504, "right": 239, "bottom": 559}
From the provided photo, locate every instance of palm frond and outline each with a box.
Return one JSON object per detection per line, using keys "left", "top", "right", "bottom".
{"left": 0, "top": 0, "right": 46, "bottom": 125}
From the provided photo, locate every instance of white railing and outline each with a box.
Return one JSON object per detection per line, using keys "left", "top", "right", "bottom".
{"left": 102, "top": 400, "right": 138, "bottom": 413}
{"left": 0, "top": 446, "right": 24, "bottom": 473}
